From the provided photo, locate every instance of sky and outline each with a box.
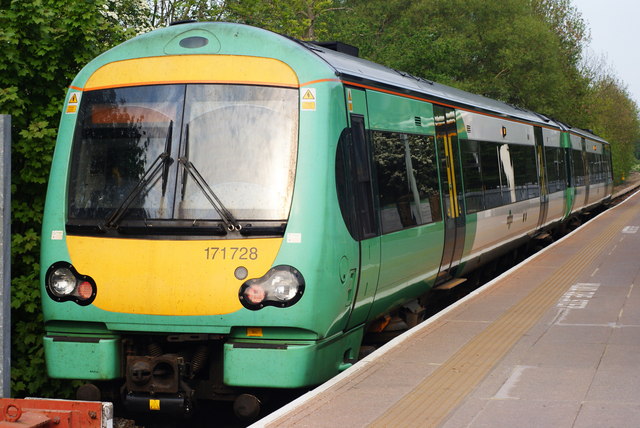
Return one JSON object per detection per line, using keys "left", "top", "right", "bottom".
{"left": 575, "top": 0, "right": 640, "bottom": 105}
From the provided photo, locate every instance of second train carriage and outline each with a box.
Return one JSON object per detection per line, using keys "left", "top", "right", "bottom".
{"left": 40, "top": 21, "right": 613, "bottom": 417}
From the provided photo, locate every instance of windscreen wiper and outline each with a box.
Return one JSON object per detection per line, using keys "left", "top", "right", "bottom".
{"left": 102, "top": 121, "right": 174, "bottom": 229}
{"left": 161, "top": 121, "right": 173, "bottom": 195}
{"left": 178, "top": 157, "right": 241, "bottom": 232}
{"left": 102, "top": 152, "right": 173, "bottom": 229}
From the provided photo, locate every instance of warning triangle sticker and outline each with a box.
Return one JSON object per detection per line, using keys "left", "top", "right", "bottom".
{"left": 303, "top": 89, "right": 315, "bottom": 100}
{"left": 69, "top": 93, "right": 78, "bottom": 103}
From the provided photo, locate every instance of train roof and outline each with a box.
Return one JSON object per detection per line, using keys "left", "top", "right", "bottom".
{"left": 302, "top": 41, "right": 609, "bottom": 145}
{"left": 561, "top": 124, "right": 608, "bottom": 144}
{"left": 300, "top": 40, "right": 559, "bottom": 130}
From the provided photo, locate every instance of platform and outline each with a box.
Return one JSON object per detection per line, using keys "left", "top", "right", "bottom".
{"left": 254, "top": 188, "right": 640, "bottom": 427}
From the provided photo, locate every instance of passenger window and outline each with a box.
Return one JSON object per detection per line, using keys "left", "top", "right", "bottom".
{"left": 460, "top": 140, "right": 483, "bottom": 213}
{"left": 373, "top": 131, "right": 441, "bottom": 234}
{"left": 510, "top": 144, "right": 539, "bottom": 201}
{"left": 462, "top": 139, "right": 540, "bottom": 209}
{"left": 545, "top": 147, "right": 566, "bottom": 193}
{"left": 479, "top": 141, "right": 507, "bottom": 208}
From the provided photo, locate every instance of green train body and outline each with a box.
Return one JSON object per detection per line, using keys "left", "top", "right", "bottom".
{"left": 40, "top": 22, "right": 613, "bottom": 415}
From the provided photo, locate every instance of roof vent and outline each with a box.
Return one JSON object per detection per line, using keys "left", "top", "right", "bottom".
{"left": 310, "top": 41, "right": 359, "bottom": 57}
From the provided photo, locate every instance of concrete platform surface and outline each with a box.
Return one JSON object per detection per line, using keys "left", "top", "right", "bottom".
{"left": 254, "top": 188, "right": 640, "bottom": 428}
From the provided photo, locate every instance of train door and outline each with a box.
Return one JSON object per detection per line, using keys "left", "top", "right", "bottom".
{"left": 562, "top": 132, "right": 575, "bottom": 218}
{"left": 581, "top": 138, "right": 590, "bottom": 207}
{"left": 434, "top": 106, "right": 466, "bottom": 278}
{"left": 342, "top": 88, "right": 381, "bottom": 330}
{"left": 534, "top": 126, "right": 549, "bottom": 229}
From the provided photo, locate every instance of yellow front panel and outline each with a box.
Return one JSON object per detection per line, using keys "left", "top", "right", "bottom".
{"left": 67, "top": 236, "right": 282, "bottom": 316}
{"left": 83, "top": 55, "right": 299, "bottom": 90}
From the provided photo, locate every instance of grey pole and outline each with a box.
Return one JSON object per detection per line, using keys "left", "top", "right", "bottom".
{"left": 0, "top": 115, "right": 10, "bottom": 397}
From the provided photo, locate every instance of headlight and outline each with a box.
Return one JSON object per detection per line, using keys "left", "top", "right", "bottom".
{"left": 239, "top": 265, "right": 304, "bottom": 310}
{"left": 49, "top": 267, "right": 76, "bottom": 296}
{"left": 45, "top": 262, "right": 97, "bottom": 306}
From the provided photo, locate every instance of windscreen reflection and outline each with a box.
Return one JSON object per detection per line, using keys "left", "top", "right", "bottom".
{"left": 68, "top": 84, "right": 298, "bottom": 231}
{"left": 179, "top": 85, "right": 297, "bottom": 221}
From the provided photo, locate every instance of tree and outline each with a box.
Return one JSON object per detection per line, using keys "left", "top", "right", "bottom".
{"left": 104, "top": 0, "right": 154, "bottom": 36}
{"left": 225, "top": 0, "right": 346, "bottom": 40}
{"left": 142, "top": 0, "right": 344, "bottom": 38}
{"left": 328, "top": 0, "right": 586, "bottom": 121}
{"left": 531, "top": 0, "right": 589, "bottom": 64}
{"left": 147, "top": 0, "right": 226, "bottom": 28}
{"left": 586, "top": 76, "right": 640, "bottom": 183}
{"left": 0, "top": 0, "right": 133, "bottom": 398}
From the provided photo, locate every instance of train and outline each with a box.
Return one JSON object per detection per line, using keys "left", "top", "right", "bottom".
{"left": 40, "top": 21, "right": 613, "bottom": 420}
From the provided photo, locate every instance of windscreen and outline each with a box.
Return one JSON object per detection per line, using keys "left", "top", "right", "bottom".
{"left": 68, "top": 84, "right": 298, "bottom": 230}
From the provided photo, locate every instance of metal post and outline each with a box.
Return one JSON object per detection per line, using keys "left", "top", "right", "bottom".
{"left": 0, "top": 115, "right": 11, "bottom": 397}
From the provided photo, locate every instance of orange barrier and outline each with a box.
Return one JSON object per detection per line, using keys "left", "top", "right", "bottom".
{"left": 0, "top": 398, "right": 111, "bottom": 427}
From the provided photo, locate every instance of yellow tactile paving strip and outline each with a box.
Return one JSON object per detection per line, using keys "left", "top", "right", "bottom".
{"left": 370, "top": 205, "right": 635, "bottom": 427}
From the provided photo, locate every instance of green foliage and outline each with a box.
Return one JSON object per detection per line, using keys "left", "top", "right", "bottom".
{"left": 147, "top": 0, "right": 226, "bottom": 27}
{"left": 0, "top": 0, "right": 131, "bottom": 398}
{"left": 585, "top": 76, "right": 640, "bottom": 183}
{"left": 225, "top": 0, "right": 342, "bottom": 39}
{"left": 531, "top": 0, "right": 589, "bottom": 63}
{"left": 104, "top": 0, "right": 154, "bottom": 36}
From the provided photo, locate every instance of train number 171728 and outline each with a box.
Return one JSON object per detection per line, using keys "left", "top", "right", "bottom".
{"left": 204, "top": 247, "right": 258, "bottom": 260}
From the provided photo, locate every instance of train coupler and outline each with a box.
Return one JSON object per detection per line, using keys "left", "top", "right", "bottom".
{"left": 124, "top": 353, "right": 195, "bottom": 416}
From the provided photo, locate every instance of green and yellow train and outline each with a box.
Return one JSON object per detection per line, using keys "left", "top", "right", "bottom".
{"left": 40, "top": 22, "right": 613, "bottom": 418}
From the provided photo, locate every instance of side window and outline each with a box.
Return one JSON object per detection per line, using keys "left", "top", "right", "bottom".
{"left": 510, "top": 144, "right": 539, "bottom": 201}
{"left": 336, "top": 128, "right": 358, "bottom": 238}
{"left": 409, "top": 134, "right": 442, "bottom": 224}
{"left": 335, "top": 116, "right": 377, "bottom": 241}
{"left": 545, "top": 147, "right": 566, "bottom": 193}
{"left": 465, "top": 140, "right": 539, "bottom": 208}
{"left": 480, "top": 141, "right": 506, "bottom": 208}
{"left": 373, "top": 131, "right": 441, "bottom": 234}
{"left": 460, "top": 139, "right": 483, "bottom": 213}
{"left": 594, "top": 152, "right": 604, "bottom": 184}
{"left": 497, "top": 143, "right": 515, "bottom": 205}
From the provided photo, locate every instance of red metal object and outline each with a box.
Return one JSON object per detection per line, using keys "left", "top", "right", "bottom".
{"left": 0, "top": 398, "right": 111, "bottom": 427}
